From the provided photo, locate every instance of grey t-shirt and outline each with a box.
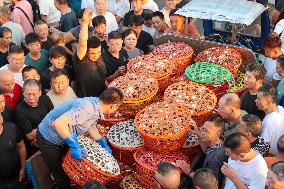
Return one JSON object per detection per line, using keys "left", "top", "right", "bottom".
{"left": 59, "top": 9, "right": 78, "bottom": 32}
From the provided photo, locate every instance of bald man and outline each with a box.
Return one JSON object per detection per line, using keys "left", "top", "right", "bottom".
{"left": 0, "top": 69, "right": 22, "bottom": 111}
{"left": 217, "top": 93, "right": 247, "bottom": 138}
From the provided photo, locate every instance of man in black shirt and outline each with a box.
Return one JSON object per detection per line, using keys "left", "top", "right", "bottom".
{"left": 102, "top": 31, "right": 128, "bottom": 82}
{"left": 75, "top": 9, "right": 107, "bottom": 97}
{"left": 0, "top": 27, "right": 14, "bottom": 67}
{"left": 129, "top": 15, "right": 154, "bottom": 54}
{"left": 0, "top": 89, "right": 12, "bottom": 122}
{"left": 0, "top": 113, "right": 27, "bottom": 189}
{"left": 241, "top": 63, "right": 266, "bottom": 120}
{"left": 14, "top": 79, "right": 54, "bottom": 157}
{"left": 236, "top": 114, "right": 270, "bottom": 157}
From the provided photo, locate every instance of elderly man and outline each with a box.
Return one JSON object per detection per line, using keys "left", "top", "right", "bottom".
{"left": 0, "top": 45, "right": 26, "bottom": 87}
{"left": 0, "top": 69, "right": 22, "bottom": 111}
{"left": 15, "top": 79, "right": 54, "bottom": 157}
{"left": 217, "top": 93, "right": 247, "bottom": 138}
{"left": 36, "top": 87, "right": 123, "bottom": 189}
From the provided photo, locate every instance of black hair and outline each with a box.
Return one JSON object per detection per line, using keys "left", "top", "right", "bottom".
{"left": 245, "top": 63, "right": 266, "bottom": 81}
{"left": 122, "top": 28, "right": 137, "bottom": 39}
{"left": 193, "top": 168, "right": 218, "bottom": 189}
{"left": 143, "top": 9, "right": 153, "bottom": 21}
{"left": 169, "top": 8, "right": 182, "bottom": 17}
{"left": 277, "top": 55, "right": 284, "bottom": 70}
{"left": 224, "top": 133, "right": 251, "bottom": 155}
{"left": 22, "top": 65, "right": 40, "bottom": 77}
{"left": 99, "top": 87, "right": 123, "bottom": 105}
{"left": 77, "top": 8, "right": 86, "bottom": 20}
{"left": 241, "top": 114, "right": 262, "bottom": 137}
{"left": 277, "top": 135, "right": 284, "bottom": 154}
{"left": 50, "top": 69, "right": 69, "bottom": 81}
{"left": 92, "top": 15, "right": 106, "bottom": 28}
{"left": 108, "top": 31, "right": 122, "bottom": 40}
{"left": 0, "top": 26, "right": 11, "bottom": 38}
{"left": 257, "top": 85, "right": 278, "bottom": 104}
{"left": 87, "top": 36, "right": 101, "bottom": 49}
{"left": 25, "top": 32, "right": 41, "bottom": 45}
{"left": 48, "top": 45, "right": 67, "bottom": 59}
{"left": 23, "top": 79, "right": 42, "bottom": 91}
{"left": 35, "top": 20, "right": 48, "bottom": 27}
{"left": 128, "top": 15, "right": 144, "bottom": 26}
{"left": 0, "top": 88, "right": 3, "bottom": 95}
{"left": 8, "top": 45, "right": 24, "bottom": 56}
{"left": 156, "top": 162, "right": 179, "bottom": 176}
{"left": 271, "top": 161, "right": 284, "bottom": 181}
{"left": 207, "top": 115, "right": 225, "bottom": 134}
{"left": 152, "top": 11, "right": 165, "bottom": 20}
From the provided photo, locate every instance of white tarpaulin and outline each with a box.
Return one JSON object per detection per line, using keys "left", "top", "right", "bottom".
{"left": 175, "top": 0, "right": 267, "bottom": 25}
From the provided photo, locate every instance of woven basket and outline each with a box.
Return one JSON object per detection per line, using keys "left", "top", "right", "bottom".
{"left": 203, "top": 82, "right": 230, "bottom": 101}
{"left": 164, "top": 81, "right": 217, "bottom": 126}
{"left": 194, "top": 46, "right": 242, "bottom": 76}
{"left": 98, "top": 112, "right": 129, "bottom": 127}
{"left": 133, "top": 149, "right": 190, "bottom": 188}
{"left": 107, "top": 120, "right": 144, "bottom": 164}
{"left": 127, "top": 54, "right": 174, "bottom": 92}
{"left": 62, "top": 135, "right": 122, "bottom": 186}
{"left": 227, "top": 71, "right": 245, "bottom": 95}
{"left": 134, "top": 101, "right": 192, "bottom": 152}
{"left": 181, "top": 131, "right": 201, "bottom": 161}
{"left": 152, "top": 41, "right": 194, "bottom": 76}
{"left": 108, "top": 74, "right": 159, "bottom": 116}
{"left": 185, "top": 62, "right": 233, "bottom": 84}
{"left": 122, "top": 174, "right": 145, "bottom": 189}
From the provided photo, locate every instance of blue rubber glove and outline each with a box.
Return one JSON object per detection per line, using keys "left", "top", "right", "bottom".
{"left": 64, "top": 133, "right": 88, "bottom": 160}
{"left": 97, "top": 137, "right": 113, "bottom": 155}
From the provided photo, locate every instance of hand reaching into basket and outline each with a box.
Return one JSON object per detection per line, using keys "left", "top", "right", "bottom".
{"left": 64, "top": 133, "right": 89, "bottom": 160}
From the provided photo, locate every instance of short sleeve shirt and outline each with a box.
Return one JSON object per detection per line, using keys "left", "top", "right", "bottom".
{"left": 38, "top": 97, "right": 104, "bottom": 145}
{"left": 59, "top": 10, "right": 79, "bottom": 32}
{"left": 137, "top": 30, "right": 154, "bottom": 54}
{"left": 25, "top": 49, "right": 49, "bottom": 73}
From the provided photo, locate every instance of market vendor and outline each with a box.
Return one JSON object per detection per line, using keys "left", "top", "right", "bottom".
{"left": 36, "top": 87, "right": 124, "bottom": 189}
{"left": 164, "top": 8, "right": 200, "bottom": 38}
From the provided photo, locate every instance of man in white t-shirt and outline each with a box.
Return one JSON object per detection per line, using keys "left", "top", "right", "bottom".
{"left": 91, "top": 0, "right": 118, "bottom": 33}
{"left": 222, "top": 133, "right": 268, "bottom": 189}
{"left": 256, "top": 85, "right": 284, "bottom": 155}
{"left": 274, "top": 19, "right": 284, "bottom": 51}
{"left": 0, "top": 45, "right": 26, "bottom": 87}
{"left": 38, "top": 0, "right": 61, "bottom": 26}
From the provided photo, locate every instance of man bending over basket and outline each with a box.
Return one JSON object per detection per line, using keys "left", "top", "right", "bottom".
{"left": 36, "top": 87, "right": 123, "bottom": 189}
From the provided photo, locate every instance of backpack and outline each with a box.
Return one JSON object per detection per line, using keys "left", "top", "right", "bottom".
{"left": 27, "top": 0, "right": 41, "bottom": 23}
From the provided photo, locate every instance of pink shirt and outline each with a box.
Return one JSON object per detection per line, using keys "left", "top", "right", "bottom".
{"left": 11, "top": 0, "right": 34, "bottom": 34}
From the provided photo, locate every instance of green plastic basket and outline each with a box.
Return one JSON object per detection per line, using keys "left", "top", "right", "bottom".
{"left": 185, "top": 62, "right": 233, "bottom": 84}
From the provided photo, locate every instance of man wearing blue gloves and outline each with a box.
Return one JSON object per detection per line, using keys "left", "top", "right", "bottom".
{"left": 36, "top": 87, "right": 123, "bottom": 189}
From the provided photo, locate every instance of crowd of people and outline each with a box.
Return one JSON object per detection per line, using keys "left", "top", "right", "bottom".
{"left": 0, "top": 0, "right": 284, "bottom": 189}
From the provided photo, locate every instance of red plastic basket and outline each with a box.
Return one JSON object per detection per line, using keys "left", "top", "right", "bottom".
{"left": 107, "top": 120, "right": 144, "bottom": 164}
{"left": 153, "top": 41, "right": 194, "bottom": 76}
{"left": 134, "top": 101, "right": 192, "bottom": 152}
{"left": 127, "top": 54, "right": 174, "bottom": 92}
{"left": 62, "top": 150, "right": 122, "bottom": 186}
{"left": 133, "top": 149, "right": 190, "bottom": 188}
{"left": 194, "top": 46, "right": 242, "bottom": 76}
